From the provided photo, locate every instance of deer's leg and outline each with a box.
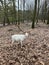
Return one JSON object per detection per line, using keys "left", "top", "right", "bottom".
{"left": 12, "top": 39, "right": 14, "bottom": 43}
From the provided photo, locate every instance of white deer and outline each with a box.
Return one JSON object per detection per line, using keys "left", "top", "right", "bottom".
{"left": 11, "top": 32, "right": 28, "bottom": 47}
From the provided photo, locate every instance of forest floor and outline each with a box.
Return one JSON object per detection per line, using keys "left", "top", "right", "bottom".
{"left": 0, "top": 21, "right": 49, "bottom": 65}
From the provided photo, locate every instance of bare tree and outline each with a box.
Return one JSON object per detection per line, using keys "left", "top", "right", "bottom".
{"left": 3, "top": 0, "right": 10, "bottom": 26}
{"left": 47, "top": 5, "right": 49, "bottom": 24}
{"left": 23, "top": 0, "right": 25, "bottom": 22}
{"left": 44, "top": 0, "right": 47, "bottom": 23}
{"left": 32, "top": 0, "right": 37, "bottom": 28}
{"left": 36, "top": 0, "right": 40, "bottom": 23}
{"left": 13, "top": 0, "right": 17, "bottom": 24}
{"left": 17, "top": 0, "right": 20, "bottom": 25}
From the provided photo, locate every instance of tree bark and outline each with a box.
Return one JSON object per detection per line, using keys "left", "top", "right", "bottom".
{"left": 36, "top": 0, "right": 40, "bottom": 24}
{"left": 32, "top": 0, "right": 37, "bottom": 28}
{"left": 47, "top": 10, "right": 49, "bottom": 24}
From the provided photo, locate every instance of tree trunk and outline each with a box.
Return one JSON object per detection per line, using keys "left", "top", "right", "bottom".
{"left": 32, "top": 19, "right": 35, "bottom": 28}
{"left": 3, "top": 17, "right": 5, "bottom": 26}
{"left": 23, "top": 0, "right": 25, "bottom": 22}
{"left": 17, "top": 0, "right": 20, "bottom": 25}
{"left": 7, "top": 17, "right": 10, "bottom": 25}
{"left": 32, "top": 0, "right": 37, "bottom": 28}
{"left": 47, "top": 10, "right": 49, "bottom": 24}
{"left": 13, "top": 0, "right": 17, "bottom": 24}
{"left": 44, "top": 0, "right": 47, "bottom": 23}
{"left": 4, "top": 0, "right": 10, "bottom": 25}
{"left": 36, "top": 0, "right": 40, "bottom": 24}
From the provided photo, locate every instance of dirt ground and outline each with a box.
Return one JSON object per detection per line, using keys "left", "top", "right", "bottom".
{"left": 0, "top": 21, "right": 49, "bottom": 65}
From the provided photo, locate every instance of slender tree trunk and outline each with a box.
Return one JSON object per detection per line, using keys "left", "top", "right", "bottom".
{"left": 6, "top": 13, "right": 10, "bottom": 25}
{"left": 32, "top": 0, "right": 37, "bottom": 28}
{"left": 3, "top": 17, "right": 5, "bottom": 26}
{"left": 0, "top": 0, "right": 5, "bottom": 26}
{"left": 47, "top": 10, "right": 49, "bottom": 24}
{"left": 23, "top": 0, "right": 25, "bottom": 22}
{"left": 4, "top": 0, "right": 10, "bottom": 25}
{"left": 18, "top": 0, "right": 20, "bottom": 25}
{"left": 13, "top": 0, "right": 17, "bottom": 24}
{"left": 3, "top": 0, "right": 6, "bottom": 26}
{"left": 6, "top": 7, "right": 10, "bottom": 25}
{"left": 44, "top": 0, "right": 47, "bottom": 23}
{"left": 44, "top": 18, "right": 45, "bottom": 23}
{"left": 36, "top": 0, "right": 40, "bottom": 24}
